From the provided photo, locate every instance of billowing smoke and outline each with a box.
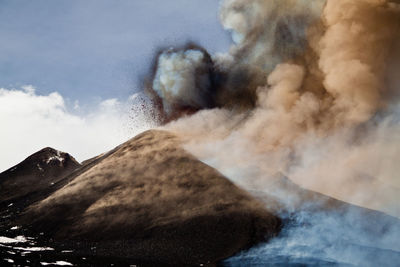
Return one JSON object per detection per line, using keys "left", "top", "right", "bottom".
{"left": 150, "top": 45, "right": 216, "bottom": 120}
{"left": 148, "top": 0, "right": 400, "bottom": 216}
{"left": 148, "top": 1, "right": 326, "bottom": 120}
{"left": 145, "top": 0, "right": 400, "bottom": 263}
{"left": 219, "top": 0, "right": 325, "bottom": 70}
{"left": 147, "top": 42, "right": 267, "bottom": 121}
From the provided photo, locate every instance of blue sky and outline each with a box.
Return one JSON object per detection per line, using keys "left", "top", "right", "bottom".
{"left": 0, "top": 0, "right": 232, "bottom": 171}
{"left": 0, "top": 0, "right": 231, "bottom": 105}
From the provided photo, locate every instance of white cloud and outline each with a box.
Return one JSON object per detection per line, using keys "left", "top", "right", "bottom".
{"left": 0, "top": 86, "right": 156, "bottom": 172}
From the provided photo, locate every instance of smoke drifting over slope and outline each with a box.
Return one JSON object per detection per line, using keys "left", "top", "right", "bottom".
{"left": 146, "top": 2, "right": 400, "bottom": 263}
{"left": 146, "top": 0, "right": 400, "bottom": 220}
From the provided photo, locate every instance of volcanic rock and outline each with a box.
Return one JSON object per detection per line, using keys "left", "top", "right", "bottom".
{"left": 21, "top": 130, "right": 282, "bottom": 265}
{"left": 0, "top": 147, "right": 81, "bottom": 208}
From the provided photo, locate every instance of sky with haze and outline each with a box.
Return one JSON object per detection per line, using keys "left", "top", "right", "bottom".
{"left": 0, "top": 0, "right": 232, "bottom": 171}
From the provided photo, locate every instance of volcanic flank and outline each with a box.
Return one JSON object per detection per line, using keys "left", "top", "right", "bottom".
{"left": 4, "top": 130, "right": 280, "bottom": 265}
{"left": 0, "top": 148, "right": 81, "bottom": 213}
{"left": 1, "top": 130, "right": 400, "bottom": 266}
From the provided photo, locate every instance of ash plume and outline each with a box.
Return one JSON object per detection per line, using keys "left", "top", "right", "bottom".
{"left": 147, "top": 0, "right": 400, "bottom": 219}
{"left": 146, "top": 42, "right": 267, "bottom": 121}
{"left": 147, "top": 44, "right": 217, "bottom": 121}
{"left": 219, "top": 0, "right": 325, "bottom": 70}
{"left": 151, "top": 2, "right": 400, "bottom": 263}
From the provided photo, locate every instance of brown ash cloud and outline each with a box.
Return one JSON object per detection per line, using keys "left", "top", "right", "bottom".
{"left": 143, "top": 0, "right": 400, "bottom": 219}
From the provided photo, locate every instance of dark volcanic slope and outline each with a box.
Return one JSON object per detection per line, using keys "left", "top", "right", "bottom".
{"left": 21, "top": 130, "right": 282, "bottom": 265}
{"left": 0, "top": 147, "right": 81, "bottom": 206}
